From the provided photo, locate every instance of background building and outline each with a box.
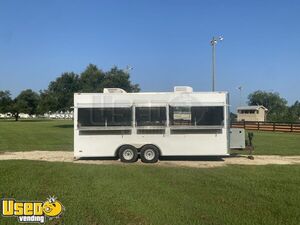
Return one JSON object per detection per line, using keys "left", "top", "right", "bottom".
{"left": 237, "top": 106, "right": 268, "bottom": 122}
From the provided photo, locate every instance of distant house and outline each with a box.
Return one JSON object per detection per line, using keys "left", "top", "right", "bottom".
{"left": 237, "top": 105, "right": 268, "bottom": 122}
{"left": 44, "top": 111, "right": 73, "bottom": 119}
{"left": 19, "top": 113, "right": 31, "bottom": 119}
{"left": 0, "top": 112, "right": 12, "bottom": 118}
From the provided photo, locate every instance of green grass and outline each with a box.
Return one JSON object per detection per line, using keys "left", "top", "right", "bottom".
{"left": 231, "top": 131, "right": 300, "bottom": 156}
{"left": 0, "top": 160, "right": 299, "bottom": 225}
{"left": 0, "top": 120, "right": 299, "bottom": 155}
{"left": 0, "top": 120, "right": 73, "bottom": 151}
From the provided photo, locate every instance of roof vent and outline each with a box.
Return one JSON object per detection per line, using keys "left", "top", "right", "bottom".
{"left": 103, "top": 88, "right": 127, "bottom": 94}
{"left": 174, "top": 86, "right": 193, "bottom": 93}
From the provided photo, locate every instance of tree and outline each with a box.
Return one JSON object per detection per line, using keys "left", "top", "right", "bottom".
{"left": 11, "top": 89, "right": 40, "bottom": 121}
{"left": 43, "top": 72, "right": 81, "bottom": 112}
{"left": 0, "top": 90, "right": 12, "bottom": 113}
{"left": 37, "top": 90, "right": 58, "bottom": 114}
{"left": 288, "top": 101, "right": 300, "bottom": 122}
{"left": 248, "top": 90, "right": 288, "bottom": 122}
{"left": 230, "top": 112, "right": 237, "bottom": 122}
{"left": 102, "top": 66, "right": 140, "bottom": 92}
{"left": 80, "top": 64, "right": 105, "bottom": 92}
{"left": 34, "top": 65, "right": 140, "bottom": 114}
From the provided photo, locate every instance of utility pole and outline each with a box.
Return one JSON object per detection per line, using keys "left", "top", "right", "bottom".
{"left": 125, "top": 65, "right": 133, "bottom": 74}
{"left": 238, "top": 86, "right": 243, "bottom": 106}
{"left": 210, "top": 36, "right": 223, "bottom": 92}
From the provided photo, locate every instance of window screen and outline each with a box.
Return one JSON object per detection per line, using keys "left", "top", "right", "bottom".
{"left": 169, "top": 106, "right": 224, "bottom": 126}
{"left": 135, "top": 107, "right": 166, "bottom": 126}
{"left": 191, "top": 106, "right": 224, "bottom": 125}
{"left": 78, "top": 108, "right": 132, "bottom": 127}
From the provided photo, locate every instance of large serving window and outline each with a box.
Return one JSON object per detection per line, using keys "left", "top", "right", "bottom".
{"left": 169, "top": 106, "right": 224, "bottom": 126}
{"left": 78, "top": 107, "right": 132, "bottom": 127}
{"left": 135, "top": 107, "right": 166, "bottom": 126}
{"left": 169, "top": 106, "right": 192, "bottom": 125}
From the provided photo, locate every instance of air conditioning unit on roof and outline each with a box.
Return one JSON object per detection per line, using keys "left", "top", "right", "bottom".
{"left": 174, "top": 86, "right": 193, "bottom": 93}
{"left": 103, "top": 88, "right": 127, "bottom": 94}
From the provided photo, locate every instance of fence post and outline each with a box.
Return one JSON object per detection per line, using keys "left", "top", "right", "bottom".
{"left": 273, "top": 122, "right": 275, "bottom": 132}
{"left": 257, "top": 122, "right": 260, "bottom": 130}
{"left": 243, "top": 120, "right": 246, "bottom": 129}
{"left": 291, "top": 123, "right": 293, "bottom": 132}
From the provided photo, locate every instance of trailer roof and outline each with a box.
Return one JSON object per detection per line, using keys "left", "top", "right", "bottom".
{"left": 237, "top": 105, "right": 268, "bottom": 111}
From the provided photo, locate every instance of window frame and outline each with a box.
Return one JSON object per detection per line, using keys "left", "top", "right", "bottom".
{"left": 169, "top": 105, "right": 225, "bottom": 127}
{"left": 135, "top": 106, "right": 167, "bottom": 127}
{"left": 77, "top": 107, "right": 133, "bottom": 128}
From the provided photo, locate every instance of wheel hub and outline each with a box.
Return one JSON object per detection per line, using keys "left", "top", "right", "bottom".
{"left": 123, "top": 149, "right": 134, "bottom": 160}
{"left": 144, "top": 149, "right": 155, "bottom": 160}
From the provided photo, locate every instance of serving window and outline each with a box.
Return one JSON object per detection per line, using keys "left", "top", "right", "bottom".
{"left": 135, "top": 107, "right": 166, "bottom": 126}
{"left": 78, "top": 107, "right": 132, "bottom": 127}
{"left": 169, "top": 106, "right": 224, "bottom": 126}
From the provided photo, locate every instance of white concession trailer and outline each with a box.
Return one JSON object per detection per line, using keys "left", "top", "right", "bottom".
{"left": 74, "top": 86, "right": 237, "bottom": 163}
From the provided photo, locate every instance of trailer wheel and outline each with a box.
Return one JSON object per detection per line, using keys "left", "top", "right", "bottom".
{"left": 119, "top": 145, "right": 138, "bottom": 163}
{"left": 140, "top": 145, "right": 159, "bottom": 163}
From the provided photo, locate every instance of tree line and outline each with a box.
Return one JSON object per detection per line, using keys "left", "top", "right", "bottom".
{"left": 247, "top": 91, "right": 300, "bottom": 122}
{"left": 0, "top": 64, "right": 299, "bottom": 122}
{"left": 0, "top": 64, "right": 139, "bottom": 120}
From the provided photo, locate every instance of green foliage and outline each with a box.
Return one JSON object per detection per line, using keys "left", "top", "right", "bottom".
{"left": 1, "top": 63, "right": 140, "bottom": 116}
{"left": 102, "top": 66, "right": 140, "bottom": 92}
{"left": 36, "top": 90, "right": 58, "bottom": 114}
{"left": 0, "top": 90, "right": 12, "bottom": 113}
{"left": 289, "top": 101, "right": 300, "bottom": 122}
{"left": 15, "top": 89, "right": 40, "bottom": 115}
{"left": 38, "top": 64, "right": 140, "bottom": 113}
{"left": 44, "top": 72, "right": 81, "bottom": 112}
{"left": 1, "top": 161, "right": 300, "bottom": 225}
{"left": 248, "top": 90, "right": 292, "bottom": 122}
{"left": 2, "top": 89, "right": 40, "bottom": 121}
{"left": 230, "top": 112, "right": 237, "bottom": 122}
{"left": 80, "top": 64, "right": 105, "bottom": 92}
{"left": 0, "top": 89, "right": 40, "bottom": 120}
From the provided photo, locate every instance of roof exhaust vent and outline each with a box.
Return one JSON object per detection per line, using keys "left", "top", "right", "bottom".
{"left": 174, "top": 86, "right": 193, "bottom": 93}
{"left": 103, "top": 88, "right": 127, "bottom": 94}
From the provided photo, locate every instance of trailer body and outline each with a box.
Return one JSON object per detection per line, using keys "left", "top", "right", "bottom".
{"left": 74, "top": 87, "right": 231, "bottom": 159}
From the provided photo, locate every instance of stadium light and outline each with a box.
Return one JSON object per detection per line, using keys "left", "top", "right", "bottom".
{"left": 210, "top": 36, "right": 223, "bottom": 92}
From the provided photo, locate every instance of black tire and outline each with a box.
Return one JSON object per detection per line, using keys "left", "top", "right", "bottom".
{"left": 140, "top": 145, "right": 160, "bottom": 163}
{"left": 118, "top": 145, "right": 138, "bottom": 163}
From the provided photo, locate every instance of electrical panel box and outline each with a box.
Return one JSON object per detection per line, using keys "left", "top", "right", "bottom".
{"left": 230, "top": 128, "right": 245, "bottom": 149}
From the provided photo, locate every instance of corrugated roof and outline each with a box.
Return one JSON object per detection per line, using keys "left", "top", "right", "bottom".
{"left": 237, "top": 105, "right": 268, "bottom": 111}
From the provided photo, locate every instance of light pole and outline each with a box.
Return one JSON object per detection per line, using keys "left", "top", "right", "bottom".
{"left": 125, "top": 65, "right": 133, "bottom": 74}
{"left": 238, "top": 86, "right": 242, "bottom": 106}
{"left": 210, "top": 36, "right": 223, "bottom": 91}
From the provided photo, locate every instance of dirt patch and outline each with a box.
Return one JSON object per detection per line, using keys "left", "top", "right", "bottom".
{"left": 1, "top": 151, "right": 300, "bottom": 168}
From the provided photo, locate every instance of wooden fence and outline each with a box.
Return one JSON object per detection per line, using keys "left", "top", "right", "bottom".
{"left": 231, "top": 121, "right": 300, "bottom": 133}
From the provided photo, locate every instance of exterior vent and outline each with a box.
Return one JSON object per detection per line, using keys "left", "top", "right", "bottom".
{"left": 103, "top": 88, "right": 127, "bottom": 94}
{"left": 174, "top": 86, "right": 193, "bottom": 93}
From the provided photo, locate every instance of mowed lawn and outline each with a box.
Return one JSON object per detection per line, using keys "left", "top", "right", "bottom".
{"left": 248, "top": 131, "right": 300, "bottom": 155}
{"left": 0, "top": 119, "right": 299, "bottom": 155}
{"left": 0, "top": 160, "right": 299, "bottom": 225}
{"left": 0, "top": 120, "right": 73, "bottom": 151}
{"left": 232, "top": 131, "right": 300, "bottom": 155}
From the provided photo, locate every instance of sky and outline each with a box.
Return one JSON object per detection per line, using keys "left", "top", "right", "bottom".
{"left": 0, "top": 0, "right": 300, "bottom": 111}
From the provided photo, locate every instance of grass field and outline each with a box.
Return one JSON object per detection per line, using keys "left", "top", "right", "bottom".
{"left": 0, "top": 120, "right": 299, "bottom": 155}
{"left": 232, "top": 131, "right": 300, "bottom": 155}
{"left": 1, "top": 121, "right": 299, "bottom": 225}
{"left": 0, "top": 160, "right": 299, "bottom": 225}
{"left": 0, "top": 120, "right": 73, "bottom": 151}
